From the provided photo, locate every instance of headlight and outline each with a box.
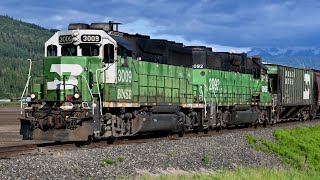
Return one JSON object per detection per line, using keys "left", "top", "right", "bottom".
{"left": 74, "top": 93, "right": 80, "bottom": 99}
{"left": 30, "top": 93, "right": 37, "bottom": 100}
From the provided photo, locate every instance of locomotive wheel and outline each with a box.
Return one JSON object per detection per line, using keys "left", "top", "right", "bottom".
{"left": 178, "top": 124, "right": 186, "bottom": 137}
{"left": 106, "top": 136, "right": 115, "bottom": 144}
{"left": 299, "top": 116, "right": 305, "bottom": 122}
{"left": 270, "top": 121, "right": 274, "bottom": 126}
{"left": 303, "top": 111, "right": 311, "bottom": 121}
{"left": 216, "top": 125, "right": 222, "bottom": 132}
{"left": 177, "top": 112, "right": 187, "bottom": 137}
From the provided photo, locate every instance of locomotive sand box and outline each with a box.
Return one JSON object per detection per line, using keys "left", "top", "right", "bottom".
{"left": 19, "top": 21, "right": 318, "bottom": 143}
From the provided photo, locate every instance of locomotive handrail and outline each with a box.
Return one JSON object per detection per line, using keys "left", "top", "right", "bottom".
{"left": 80, "top": 75, "right": 94, "bottom": 114}
{"left": 201, "top": 84, "right": 207, "bottom": 118}
{"left": 20, "top": 59, "right": 32, "bottom": 115}
{"left": 96, "top": 63, "right": 115, "bottom": 116}
{"left": 80, "top": 75, "right": 94, "bottom": 101}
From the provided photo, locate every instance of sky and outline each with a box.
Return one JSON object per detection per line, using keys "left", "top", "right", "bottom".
{"left": 0, "top": 0, "right": 319, "bottom": 52}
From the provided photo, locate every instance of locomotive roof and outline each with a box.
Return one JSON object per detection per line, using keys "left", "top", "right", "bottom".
{"left": 110, "top": 35, "right": 134, "bottom": 51}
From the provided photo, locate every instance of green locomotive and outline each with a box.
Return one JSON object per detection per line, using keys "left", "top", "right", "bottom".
{"left": 20, "top": 22, "right": 272, "bottom": 142}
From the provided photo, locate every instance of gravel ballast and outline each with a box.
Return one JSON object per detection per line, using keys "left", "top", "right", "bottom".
{"left": 1, "top": 120, "right": 320, "bottom": 179}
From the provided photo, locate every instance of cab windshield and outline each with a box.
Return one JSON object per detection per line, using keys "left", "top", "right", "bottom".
{"left": 61, "top": 45, "right": 77, "bottom": 56}
{"left": 81, "top": 44, "right": 100, "bottom": 56}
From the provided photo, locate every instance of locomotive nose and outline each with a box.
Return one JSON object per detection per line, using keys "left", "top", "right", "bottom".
{"left": 43, "top": 56, "right": 88, "bottom": 101}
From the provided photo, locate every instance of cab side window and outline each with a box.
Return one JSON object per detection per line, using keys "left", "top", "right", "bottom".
{"left": 104, "top": 44, "right": 114, "bottom": 63}
{"left": 47, "top": 45, "right": 57, "bottom": 56}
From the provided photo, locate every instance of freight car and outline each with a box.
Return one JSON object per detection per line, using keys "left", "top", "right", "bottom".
{"left": 20, "top": 22, "right": 273, "bottom": 142}
{"left": 313, "top": 70, "right": 320, "bottom": 118}
{"left": 266, "top": 64, "right": 314, "bottom": 122}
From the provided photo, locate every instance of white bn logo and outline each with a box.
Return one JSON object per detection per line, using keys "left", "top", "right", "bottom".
{"left": 47, "top": 64, "right": 83, "bottom": 90}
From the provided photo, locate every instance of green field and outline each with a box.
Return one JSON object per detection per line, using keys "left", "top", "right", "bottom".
{"left": 132, "top": 168, "right": 315, "bottom": 180}
{"left": 0, "top": 102, "right": 20, "bottom": 107}
{"left": 129, "top": 125, "right": 320, "bottom": 180}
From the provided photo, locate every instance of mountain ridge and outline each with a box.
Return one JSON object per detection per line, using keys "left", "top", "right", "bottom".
{"left": 247, "top": 47, "right": 320, "bottom": 69}
{"left": 247, "top": 47, "right": 320, "bottom": 57}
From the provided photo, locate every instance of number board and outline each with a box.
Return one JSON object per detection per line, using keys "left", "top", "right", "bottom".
{"left": 59, "top": 35, "right": 73, "bottom": 44}
{"left": 81, "top": 35, "right": 101, "bottom": 42}
{"left": 192, "top": 64, "right": 204, "bottom": 69}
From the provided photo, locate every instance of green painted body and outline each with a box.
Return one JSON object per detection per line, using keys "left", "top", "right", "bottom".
{"left": 192, "top": 69, "right": 271, "bottom": 106}
{"left": 32, "top": 55, "right": 271, "bottom": 107}
{"left": 32, "top": 56, "right": 101, "bottom": 102}
{"left": 102, "top": 56, "right": 271, "bottom": 107}
{"left": 103, "top": 56, "right": 195, "bottom": 104}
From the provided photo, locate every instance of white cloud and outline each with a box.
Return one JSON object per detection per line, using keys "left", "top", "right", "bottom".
{"left": 48, "top": 9, "right": 106, "bottom": 30}
{"left": 52, "top": 15, "right": 64, "bottom": 21}
{"left": 120, "top": 19, "right": 249, "bottom": 53}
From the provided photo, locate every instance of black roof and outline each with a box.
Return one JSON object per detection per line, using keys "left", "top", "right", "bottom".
{"left": 110, "top": 35, "right": 134, "bottom": 51}
{"left": 253, "top": 59, "right": 268, "bottom": 70}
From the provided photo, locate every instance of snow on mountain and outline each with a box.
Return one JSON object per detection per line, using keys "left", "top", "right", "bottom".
{"left": 247, "top": 47, "right": 320, "bottom": 57}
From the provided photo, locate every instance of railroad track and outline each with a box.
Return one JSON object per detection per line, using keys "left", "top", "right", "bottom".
{"left": 0, "top": 119, "right": 315, "bottom": 158}
{"left": 0, "top": 144, "right": 37, "bottom": 158}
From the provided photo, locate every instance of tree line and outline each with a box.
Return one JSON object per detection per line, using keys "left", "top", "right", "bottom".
{"left": 0, "top": 15, "right": 53, "bottom": 98}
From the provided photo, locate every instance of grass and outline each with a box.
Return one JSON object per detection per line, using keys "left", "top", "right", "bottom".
{"left": 167, "top": 151, "right": 174, "bottom": 158}
{"left": 246, "top": 125, "right": 320, "bottom": 171}
{"left": 100, "top": 159, "right": 115, "bottom": 166}
{"left": 0, "top": 102, "right": 21, "bottom": 106}
{"left": 100, "top": 156, "right": 125, "bottom": 166}
{"left": 201, "top": 153, "right": 210, "bottom": 165}
{"left": 118, "top": 156, "right": 124, "bottom": 162}
{"left": 131, "top": 167, "right": 316, "bottom": 180}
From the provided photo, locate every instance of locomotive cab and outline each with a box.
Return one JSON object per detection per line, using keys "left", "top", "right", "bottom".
{"left": 20, "top": 23, "right": 123, "bottom": 141}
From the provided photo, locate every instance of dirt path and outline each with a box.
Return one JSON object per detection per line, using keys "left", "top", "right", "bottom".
{"left": 0, "top": 109, "right": 37, "bottom": 147}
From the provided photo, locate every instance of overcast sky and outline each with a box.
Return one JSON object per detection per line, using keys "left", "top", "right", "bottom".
{"left": 0, "top": 0, "right": 319, "bottom": 52}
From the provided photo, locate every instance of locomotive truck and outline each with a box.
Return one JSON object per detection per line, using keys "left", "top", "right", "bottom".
{"left": 21, "top": 21, "right": 312, "bottom": 143}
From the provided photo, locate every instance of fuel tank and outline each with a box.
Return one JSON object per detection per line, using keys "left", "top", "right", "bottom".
{"left": 229, "top": 110, "right": 258, "bottom": 125}
{"left": 131, "top": 114, "right": 179, "bottom": 134}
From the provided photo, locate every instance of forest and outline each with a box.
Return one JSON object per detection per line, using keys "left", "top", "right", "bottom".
{"left": 0, "top": 15, "right": 54, "bottom": 98}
